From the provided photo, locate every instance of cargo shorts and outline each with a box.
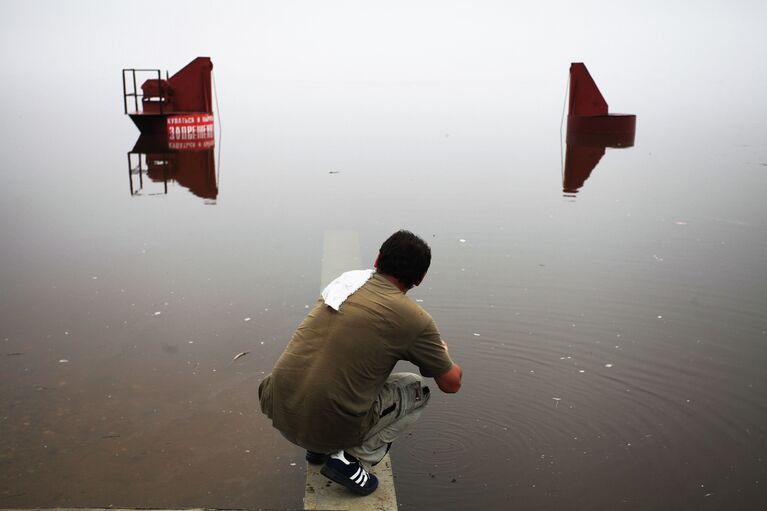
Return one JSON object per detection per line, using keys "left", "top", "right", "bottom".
{"left": 347, "top": 372, "right": 431, "bottom": 467}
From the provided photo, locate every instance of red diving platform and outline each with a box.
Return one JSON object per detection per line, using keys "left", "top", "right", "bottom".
{"left": 122, "top": 57, "right": 214, "bottom": 140}
{"left": 566, "top": 62, "right": 636, "bottom": 147}
{"left": 563, "top": 63, "right": 636, "bottom": 195}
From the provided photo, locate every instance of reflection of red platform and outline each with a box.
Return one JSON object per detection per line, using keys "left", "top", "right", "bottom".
{"left": 563, "top": 143, "right": 606, "bottom": 194}
{"left": 129, "top": 134, "right": 217, "bottom": 200}
{"left": 144, "top": 151, "right": 217, "bottom": 200}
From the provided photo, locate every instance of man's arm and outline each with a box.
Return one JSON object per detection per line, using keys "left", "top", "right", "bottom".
{"left": 435, "top": 363, "right": 462, "bottom": 393}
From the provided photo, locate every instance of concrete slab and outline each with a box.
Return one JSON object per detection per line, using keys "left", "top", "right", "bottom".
{"left": 304, "top": 454, "right": 397, "bottom": 511}
{"left": 320, "top": 230, "right": 363, "bottom": 290}
{"left": 307, "top": 230, "right": 397, "bottom": 510}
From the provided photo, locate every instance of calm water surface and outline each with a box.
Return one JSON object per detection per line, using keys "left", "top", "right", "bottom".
{"left": 2, "top": 2, "right": 767, "bottom": 510}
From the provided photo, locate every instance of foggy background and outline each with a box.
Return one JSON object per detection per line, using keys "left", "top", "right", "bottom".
{"left": 2, "top": 1, "right": 767, "bottom": 510}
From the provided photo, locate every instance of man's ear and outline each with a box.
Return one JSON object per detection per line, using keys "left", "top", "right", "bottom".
{"left": 374, "top": 253, "right": 380, "bottom": 269}
{"left": 414, "top": 272, "right": 426, "bottom": 287}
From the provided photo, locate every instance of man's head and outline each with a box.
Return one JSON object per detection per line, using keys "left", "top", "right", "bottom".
{"left": 375, "top": 230, "right": 431, "bottom": 289}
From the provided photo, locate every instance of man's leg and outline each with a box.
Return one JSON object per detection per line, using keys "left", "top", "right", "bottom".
{"left": 347, "top": 372, "right": 431, "bottom": 467}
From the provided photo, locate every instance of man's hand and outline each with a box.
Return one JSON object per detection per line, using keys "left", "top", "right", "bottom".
{"left": 435, "top": 363, "right": 462, "bottom": 393}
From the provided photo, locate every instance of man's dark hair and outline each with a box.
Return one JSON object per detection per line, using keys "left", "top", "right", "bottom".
{"left": 377, "top": 230, "right": 431, "bottom": 289}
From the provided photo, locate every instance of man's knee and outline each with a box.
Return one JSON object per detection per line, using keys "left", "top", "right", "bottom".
{"left": 386, "top": 372, "right": 424, "bottom": 386}
{"left": 387, "top": 372, "right": 430, "bottom": 412}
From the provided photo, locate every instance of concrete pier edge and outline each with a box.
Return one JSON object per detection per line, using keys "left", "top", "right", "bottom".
{"left": 305, "top": 230, "right": 398, "bottom": 510}
{"left": 304, "top": 453, "right": 397, "bottom": 511}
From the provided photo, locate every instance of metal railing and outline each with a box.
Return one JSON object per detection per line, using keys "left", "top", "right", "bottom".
{"left": 122, "top": 68, "right": 164, "bottom": 115}
{"left": 127, "top": 152, "right": 170, "bottom": 196}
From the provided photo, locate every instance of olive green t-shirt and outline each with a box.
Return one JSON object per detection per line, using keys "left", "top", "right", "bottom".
{"left": 259, "top": 272, "right": 454, "bottom": 453}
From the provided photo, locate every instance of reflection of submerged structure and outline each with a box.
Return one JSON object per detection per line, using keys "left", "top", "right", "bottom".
{"left": 122, "top": 57, "right": 217, "bottom": 200}
{"left": 563, "top": 63, "right": 636, "bottom": 195}
{"left": 128, "top": 134, "right": 217, "bottom": 200}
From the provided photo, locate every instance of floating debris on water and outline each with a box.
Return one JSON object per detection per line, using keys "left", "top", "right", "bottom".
{"left": 473, "top": 333, "right": 481, "bottom": 337}
{"left": 153, "top": 311, "right": 162, "bottom": 316}
{"left": 58, "top": 359, "right": 69, "bottom": 363}
{"left": 459, "top": 239, "right": 466, "bottom": 243}
{"left": 605, "top": 363, "right": 613, "bottom": 368}
{"left": 232, "top": 351, "right": 250, "bottom": 362}
{"left": 244, "top": 317, "right": 251, "bottom": 322}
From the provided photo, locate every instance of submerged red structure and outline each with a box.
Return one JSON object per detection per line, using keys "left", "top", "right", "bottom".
{"left": 566, "top": 62, "right": 636, "bottom": 147}
{"left": 122, "top": 57, "right": 214, "bottom": 139}
{"left": 122, "top": 57, "right": 217, "bottom": 201}
{"left": 563, "top": 63, "right": 636, "bottom": 195}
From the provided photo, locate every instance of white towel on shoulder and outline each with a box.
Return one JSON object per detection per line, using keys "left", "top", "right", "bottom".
{"left": 321, "top": 269, "right": 374, "bottom": 311}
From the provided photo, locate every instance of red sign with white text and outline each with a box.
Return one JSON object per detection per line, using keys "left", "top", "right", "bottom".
{"left": 166, "top": 114, "right": 215, "bottom": 150}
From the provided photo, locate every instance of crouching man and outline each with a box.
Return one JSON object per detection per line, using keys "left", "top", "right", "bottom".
{"left": 259, "top": 230, "right": 462, "bottom": 496}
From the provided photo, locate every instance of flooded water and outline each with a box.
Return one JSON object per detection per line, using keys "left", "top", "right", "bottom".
{"left": 2, "top": 2, "right": 767, "bottom": 510}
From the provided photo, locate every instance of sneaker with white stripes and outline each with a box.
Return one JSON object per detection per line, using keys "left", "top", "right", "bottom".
{"left": 320, "top": 451, "right": 379, "bottom": 496}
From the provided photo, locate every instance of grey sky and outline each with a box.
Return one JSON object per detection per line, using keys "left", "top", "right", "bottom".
{"left": 1, "top": 0, "right": 766, "bottom": 127}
